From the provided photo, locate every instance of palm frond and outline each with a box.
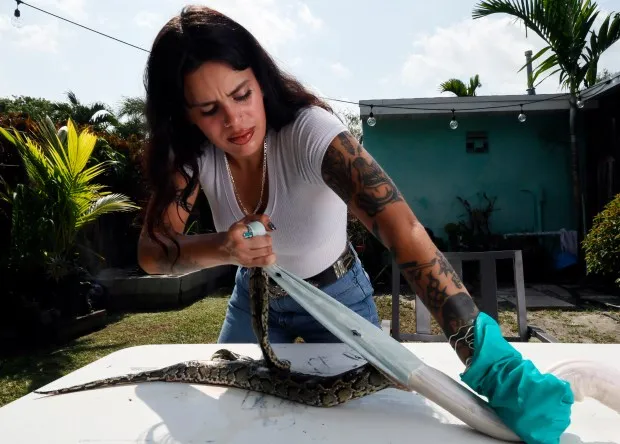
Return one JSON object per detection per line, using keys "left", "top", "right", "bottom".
{"left": 468, "top": 74, "right": 482, "bottom": 95}
{"left": 79, "top": 160, "right": 114, "bottom": 184}
{"left": 76, "top": 193, "right": 139, "bottom": 228}
{"left": 473, "top": 0, "right": 619, "bottom": 93}
{"left": 73, "top": 121, "right": 99, "bottom": 175}
{"left": 0, "top": 175, "right": 13, "bottom": 205}
{"left": 439, "top": 79, "right": 469, "bottom": 96}
{"left": 66, "top": 90, "right": 80, "bottom": 107}
{"left": 117, "top": 96, "right": 146, "bottom": 119}
{"left": 0, "top": 126, "right": 54, "bottom": 191}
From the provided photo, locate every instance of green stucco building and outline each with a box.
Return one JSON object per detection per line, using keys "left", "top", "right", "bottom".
{"left": 358, "top": 94, "right": 582, "bottom": 244}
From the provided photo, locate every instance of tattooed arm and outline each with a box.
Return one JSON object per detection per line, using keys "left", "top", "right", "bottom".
{"left": 321, "top": 130, "right": 479, "bottom": 366}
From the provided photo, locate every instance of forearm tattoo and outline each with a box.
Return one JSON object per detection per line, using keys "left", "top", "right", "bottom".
{"left": 399, "top": 251, "right": 479, "bottom": 365}
{"left": 321, "top": 132, "right": 403, "bottom": 218}
{"left": 320, "top": 131, "right": 478, "bottom": 366}
{"left": 442, "top": 293, "right": 477, "bottom": 367}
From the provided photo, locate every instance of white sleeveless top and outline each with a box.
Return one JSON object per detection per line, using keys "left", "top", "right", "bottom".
{"left": 194, "top": 105, "right": 350, "bottom": 278}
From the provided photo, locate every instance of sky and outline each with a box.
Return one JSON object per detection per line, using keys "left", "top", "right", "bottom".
{"left": 1, "top": 0, "right": 620, "bottom": 117}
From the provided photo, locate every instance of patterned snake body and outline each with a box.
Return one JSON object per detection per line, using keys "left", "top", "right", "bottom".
{"left": 34, "top": 267, "right": 397, "bottom": 406}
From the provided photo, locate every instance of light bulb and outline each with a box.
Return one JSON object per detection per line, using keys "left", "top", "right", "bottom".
{"left": 449, "top": 118, "right": 458, "bottom": 130}
{"left": 367, "top": 113, "right": 376, "bottom": 127}
{"left": 577, "top": 99, "right": 584, "bottom": 109}
{"left": 518, "top": 112, "right": 526, "bottom": 123}
{"left": 11, "top": 9, "right": 23, "bottom": 28}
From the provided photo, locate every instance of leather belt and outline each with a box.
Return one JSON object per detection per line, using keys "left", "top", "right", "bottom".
{"left": 266, "top": 244, "right": 356, "bottom": 298}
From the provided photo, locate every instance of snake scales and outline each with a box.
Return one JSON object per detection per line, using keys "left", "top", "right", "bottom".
{"left": 34, "top": 267, "right": 396, "bottom": 406}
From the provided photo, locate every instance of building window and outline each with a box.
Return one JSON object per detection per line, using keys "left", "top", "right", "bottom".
{"left": 466, "top": 131, "right": 489, "bottom": 154}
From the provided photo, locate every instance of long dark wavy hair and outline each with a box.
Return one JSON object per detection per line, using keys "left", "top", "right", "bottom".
{"left": 142, "top": 5, "right": 332, "bottom": 262}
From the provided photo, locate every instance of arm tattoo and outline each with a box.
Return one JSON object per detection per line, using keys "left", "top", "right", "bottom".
{"left": 399, "top": 251, "right": 479, "bottom": 365}
{"left": 436, "top": 252, "right": 465, "bottom": 289}
{"left": 321, "top": 132, "right": 403, "bottom": 218}
{"left": 441, "top": 293, "right": 478, "bottom": 367}
{"left": 425, "top": 271, "right": 450, "bottom": 311}
{"left": 352, "top": 156, "right": 403, "bottom": 217}
{"left": 322, "top": 145, "right": 353, "bottom": 203}
{"left": 321, "top": 131, "right": 479, "bottom": 366}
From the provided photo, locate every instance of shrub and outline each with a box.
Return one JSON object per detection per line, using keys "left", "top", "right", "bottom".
{"left": 0, "top": 116, "right": 139, "bottom": 318}
{"left": 582, "top": 193, "right": 620, "bottom": 287}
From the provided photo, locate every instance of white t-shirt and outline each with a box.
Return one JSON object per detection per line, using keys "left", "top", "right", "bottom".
{"left": 194, "top": 105, "right": 350, "bottom": 278}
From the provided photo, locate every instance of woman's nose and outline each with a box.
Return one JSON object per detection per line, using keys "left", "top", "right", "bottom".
{"left": 222, "top": 105, "right": 241, "bottom": 128}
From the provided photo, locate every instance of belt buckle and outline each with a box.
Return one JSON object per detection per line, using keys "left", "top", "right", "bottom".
{"left": 333, "top": 250, "right": 353, "bottom": 279}
{"left": 266, "top": 279, "right": 288, "bottom": 298}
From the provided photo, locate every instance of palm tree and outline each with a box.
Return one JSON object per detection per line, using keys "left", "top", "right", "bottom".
{"left": 115, "top": 96, "right": 148, "bottom": 140}
{"left": 439, "top": 75, "right": 483, "bottom": 96}
{"left": 0, "top": 116, "right": 139, "bottom": 281}
{"left": 54, "top": 91, "right": 118, "bottom": 132}
{"left": 472, "top": 0, "right": 620, "bottom": 243}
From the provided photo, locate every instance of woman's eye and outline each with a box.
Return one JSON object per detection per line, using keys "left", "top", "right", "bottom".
{"left": 235, "top": 90, "right": 252, "bottom": 101}
{"left": 200, "top": 108, "right": 217, "bottom": 116}
{"left": 198, "top": 91, "right": 251, "bottom": 117}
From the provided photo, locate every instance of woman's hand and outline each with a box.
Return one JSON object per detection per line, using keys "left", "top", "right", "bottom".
{"left": 223, "top": 214, "right": 276, "bottom": 267}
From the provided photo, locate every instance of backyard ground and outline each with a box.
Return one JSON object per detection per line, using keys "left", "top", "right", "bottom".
{"left": 0, "top": 290, "right": 618, "bottom": 409}
{"left": 373, "top": 294, "right": 620, "bottom": 344}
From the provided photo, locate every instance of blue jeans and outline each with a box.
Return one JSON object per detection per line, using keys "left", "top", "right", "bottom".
{"left": 217, "top": 257, "right": 381, "bottom": 343}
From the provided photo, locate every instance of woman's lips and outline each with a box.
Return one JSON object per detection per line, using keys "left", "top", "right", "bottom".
{"left": 228, "top": 128, "right": 254, "bottom": 145}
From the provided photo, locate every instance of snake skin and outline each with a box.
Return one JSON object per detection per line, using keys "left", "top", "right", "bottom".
{"left": 248, "top": 266, "right": 291, "bottom": 371}
{"left": 34, "top": 267, "right": 396, "bottom": 406}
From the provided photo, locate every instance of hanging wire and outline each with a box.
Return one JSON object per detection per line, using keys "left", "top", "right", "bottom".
{"left": 11, "top": 0, "right": 610, "bottom": 115}
{"left": 14, "top": 0, "right": 150, "bottom": 53}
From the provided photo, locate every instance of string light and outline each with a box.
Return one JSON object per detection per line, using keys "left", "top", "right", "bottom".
{"left": 11, "top": 0, "right": 23, "bottom": 28}
{"left": 576, "top": 93, "right": 584, "bottom": 109}
{"left": 518, "top": 104, "right": 526, "bottom": 122}
{"left": 449, "top": 109, "right": 458, "bottom": 130}
{"left": 366, "top": 105, "right": 376, "bottom": 127}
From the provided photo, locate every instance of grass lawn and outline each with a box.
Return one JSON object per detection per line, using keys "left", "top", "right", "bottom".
{"left": 1, "top": 291, "right": 618, "bottom": 408}
{"left": 0, "top": 294, "right": 229, "bottom": 408}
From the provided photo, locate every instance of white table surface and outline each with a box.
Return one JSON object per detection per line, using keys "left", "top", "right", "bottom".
{"left": 1, "top": 342, "right": 618, "bottom": 444}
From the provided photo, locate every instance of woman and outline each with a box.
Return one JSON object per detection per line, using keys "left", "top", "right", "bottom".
{"left": 137, "top": 4, "right": 477, "bottom": 357}
{"left": 137, "top": 7, "right": 573, "bottom": 440}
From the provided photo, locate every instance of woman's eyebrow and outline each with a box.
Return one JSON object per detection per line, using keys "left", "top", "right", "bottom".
{"left": 188, "top": 79, "right": 250, "bottom": 108}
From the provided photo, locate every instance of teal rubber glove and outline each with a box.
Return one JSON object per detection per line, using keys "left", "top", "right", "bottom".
{"left": 460, "top": 312, "right": 574, "bottom": 444}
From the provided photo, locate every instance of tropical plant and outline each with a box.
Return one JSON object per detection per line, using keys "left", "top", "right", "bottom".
{"left": 338, "top": 108, "right": 363, "bottom": 141}
{"left": 472, "top": 0, "right": 620, "bottom": 247}
{"left": 582, "top": 193, "right": 620, "bottom": 287}
{"left": 0, "top": 96, "right": 65, "bottom": 121}
{"left": 114, "top": 96, "right": 148, "bottom": 140}
{"left": 444, "top": 192, "right": 500, "bottom": 251}
{"left": 53, "top": 90, "right": 117, "bottom": 132}
{"left": 439, "top": 75, "right": 483, "bottom": 96}
{"left": 596, "top": 68, "right": 619, "bottom": 83}
{"left": 0, "top": 116, "right": 139, "bottom": 282}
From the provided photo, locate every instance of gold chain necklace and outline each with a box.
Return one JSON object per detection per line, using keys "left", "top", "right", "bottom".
{"left": 224, "top": 138, "right": 268, "bottom": 215}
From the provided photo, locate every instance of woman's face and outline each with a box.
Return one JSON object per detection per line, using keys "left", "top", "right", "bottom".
{"left": 184, "top": 61, "right": 267, "bottom": 160}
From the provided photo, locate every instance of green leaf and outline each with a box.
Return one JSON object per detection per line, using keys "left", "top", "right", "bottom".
{"left": 438, "top": 79, "right": 470, "bottom": 96}
{"left": 76, "top": 193, "right": 139, "bottom": 228}
{"left": 472, "top": 0, "right": 620, "bottom": 93}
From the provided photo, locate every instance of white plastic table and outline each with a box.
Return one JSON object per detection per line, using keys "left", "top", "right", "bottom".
{"left": 1, "top": 342, "right": 618, "bottom": 443}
